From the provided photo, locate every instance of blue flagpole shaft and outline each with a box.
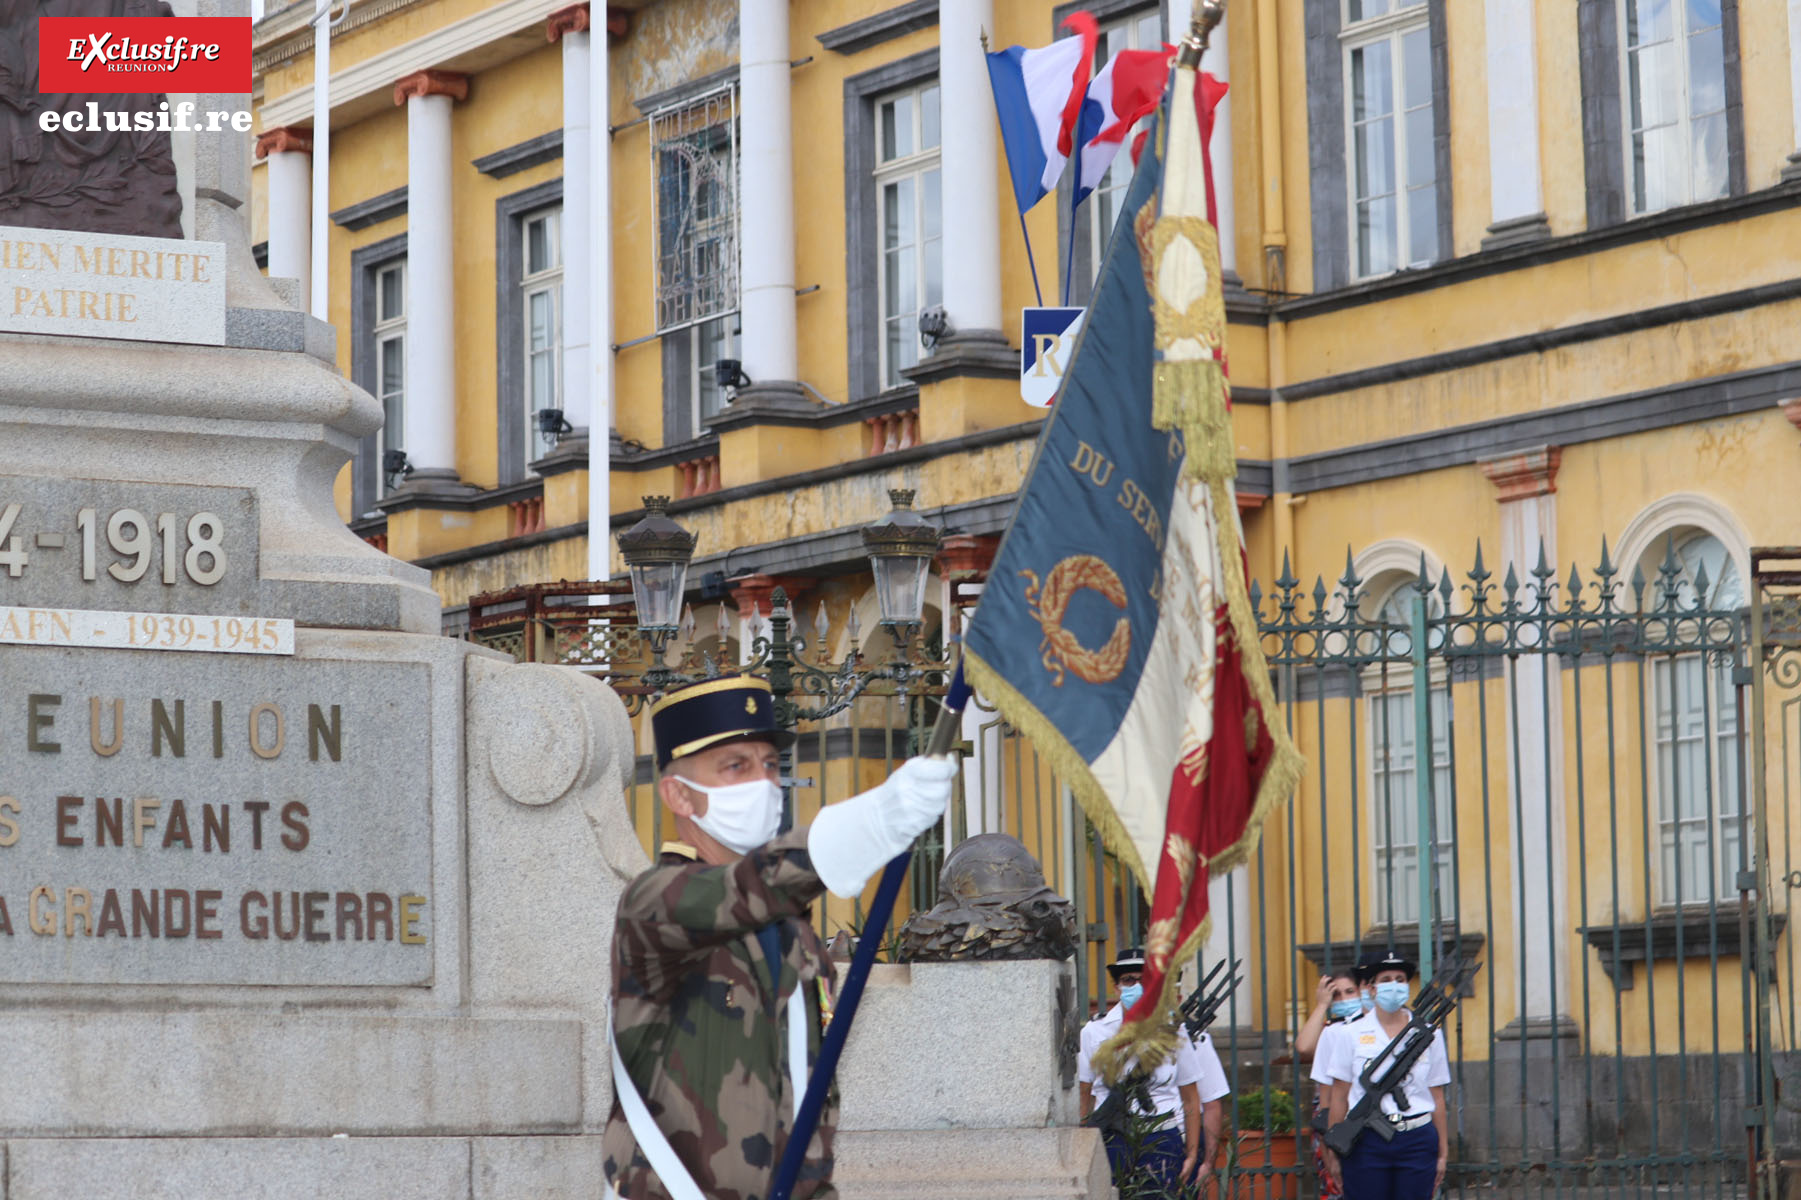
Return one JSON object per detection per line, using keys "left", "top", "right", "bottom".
{"left": 1017, "top": 209, "right": 1044, "bottom": 307}
{"left": 768, "top": 665, "right": 969, "bottom": 1200}
{"left": 767, "top": 851, "right": 909, "bottom": 1200}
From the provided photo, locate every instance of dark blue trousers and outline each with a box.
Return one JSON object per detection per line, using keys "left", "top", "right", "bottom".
{"left": 1102, "top": 1125, "right": 1185, "bottom": 1191}
{"left": 1339, "top": 1122, "right": 1439, "bottom": 1200}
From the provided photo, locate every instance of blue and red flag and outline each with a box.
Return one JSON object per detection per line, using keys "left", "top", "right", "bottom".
{"left": 985, "top": 12, "right": 1099, "bottom": 213}
{"left": 964, "top": 38, "right": 1300, "bottom": 1077}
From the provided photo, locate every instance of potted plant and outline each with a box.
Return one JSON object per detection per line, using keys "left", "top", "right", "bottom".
{"left": 1221, "top": 1087, "right": 1300, "bottom": 1200}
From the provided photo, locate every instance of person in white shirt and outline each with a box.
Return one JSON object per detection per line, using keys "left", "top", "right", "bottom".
{"left": 1295, "top": 969, "right": 1364, "bottom": 1200}
{"left": 1315, "top": 949, "right": 1452, "bottom": 1200}
{"left": 1076, "top": 947, "right": 1230, "bottom": 1192}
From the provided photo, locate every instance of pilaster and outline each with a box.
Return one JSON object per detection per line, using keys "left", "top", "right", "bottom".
{"left": 1477, "top": 445, "right": 1572, "bottom": 1036}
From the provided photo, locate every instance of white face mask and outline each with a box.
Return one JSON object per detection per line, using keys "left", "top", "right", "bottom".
{"left": 672, "top": 776, "right": 782, "bottom": 855}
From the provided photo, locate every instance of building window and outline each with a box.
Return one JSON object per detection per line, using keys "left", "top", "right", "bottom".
{"left": 1620, "top": 0, "right": 1728, "bottom": 215}
{"left": 652, "top": 87, "right": 738, "bottom": 333}
{"left": 1650, "top": 532, "right": 1746, "bottom": 906}
{"left": 1084, "top": 9, "right": 1163, "bottom": 279}
{"left": 373, "top": 261, "right": 406, "bottom": 493}
{"left": 1362, "top": 582, "right": 1452, "bottom": 928}
{"left": 349, "top": 235, "right": 407, "bottom": 517}
{"left": 692, "top": 313, "right": 738, "bottom": 432}
{"left": 874, "top": 81, "right": 941, "bottom": 390}
{"left": 521, "top": 207, "right": 563, "bottom": 467}
{"left": 1342, "top": 0, "right": 1436, "bottom": 279}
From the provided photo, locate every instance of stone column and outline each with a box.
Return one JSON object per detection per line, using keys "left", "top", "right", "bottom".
{"left": 1481, "top": 0, "right": 1551, "bottom": 248}
{"left": 394, "top": 70, "right": 471, "bottom": 496}
{"left": 549, "top": 6, "right": 591, "bottom": 438}
{"left": 735, "top": 0, "right": 802, "bottom": 404}
{"left": 255, "top": 126, "right": 312, "bottom": 305}
{"left": 932, "top": 0, "right": 1012, "bottom": 368}
{"left": 1786, "top": 1, "right": 1801, "bottom": 179}
{"left": 1478, "top": 446, "right": 1575, "bottom": 1045}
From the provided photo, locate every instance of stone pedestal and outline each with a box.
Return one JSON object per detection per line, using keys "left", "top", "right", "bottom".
{"left": 0, "top": 103, "right": 647, "bottom": 1195}
{"left": 834, "top": 960, "right": 1108, "bottom": 1199}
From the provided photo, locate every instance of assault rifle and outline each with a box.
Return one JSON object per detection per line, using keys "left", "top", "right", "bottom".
{"left": 1322, "top": 957, "right": 1479, "bottom": 1157}
{"left": 1082, "top": 958, "right": 1244, "bottom": 1139}
{"left": 1179, "top": 957, "right": 1244, "bottom": 1044}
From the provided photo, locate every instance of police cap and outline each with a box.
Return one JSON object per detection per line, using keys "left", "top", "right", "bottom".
{"left": 1107, "top": 946, "right": 1148, "bottom": 979}
{"left": 1356, "top": 947, "right": 1418, "bottom": 982}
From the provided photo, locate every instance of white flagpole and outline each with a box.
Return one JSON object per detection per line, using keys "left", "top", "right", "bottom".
{"left": 309, "top": 0, "right": 350, "bottom": 320}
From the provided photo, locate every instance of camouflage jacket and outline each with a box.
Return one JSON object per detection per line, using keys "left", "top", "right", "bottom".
{"left": 604, "top": 829, "right": 839, "bottom": 1200}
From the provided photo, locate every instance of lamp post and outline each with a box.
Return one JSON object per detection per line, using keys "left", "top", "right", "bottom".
{"left": 614, "top": 490, "right": 951, "bottom": 715}
{"left": 615, "top": 495, "right": 696, "bottom": 678}
{"left": 861, "top": 488, "right": 942, "bottom": 652}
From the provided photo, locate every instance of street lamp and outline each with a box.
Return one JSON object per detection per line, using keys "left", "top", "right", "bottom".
{"left": 616, "top": 495, "right": 697, "bottom": 653}
{"left": 861, "top": 489, "right": 942, "bottom": 640}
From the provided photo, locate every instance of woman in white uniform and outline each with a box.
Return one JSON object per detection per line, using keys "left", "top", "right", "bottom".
{"left": 1314, "top": 949, "right": 1450, "bottom": 1200}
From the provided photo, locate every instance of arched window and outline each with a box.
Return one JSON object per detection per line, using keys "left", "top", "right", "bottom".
{"left": 1645, "top": 531, "right": 1746, "bottom": 906}
{"left": 1360, "top": 572, "right": 1451, "bottom": 928}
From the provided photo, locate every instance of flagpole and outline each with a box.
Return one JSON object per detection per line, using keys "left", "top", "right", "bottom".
{"left": 767, "top": 663, "right": 973, "bottom": 1200}
{"left": 1018, "top": 210, "right": 1045, "bottom": 307}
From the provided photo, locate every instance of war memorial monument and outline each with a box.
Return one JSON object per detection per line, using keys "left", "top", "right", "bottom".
{"left": 0, "top": 4, "right": 1101, "bottom": 1195}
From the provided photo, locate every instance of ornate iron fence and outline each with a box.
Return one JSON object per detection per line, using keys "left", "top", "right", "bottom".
{"left": 469, "top": 541, "right": 1797, "bottom": 1197}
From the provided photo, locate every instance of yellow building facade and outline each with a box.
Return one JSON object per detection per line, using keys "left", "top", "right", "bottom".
{"left": 252, "top": 0, "right": 1801, "bottom": 1174}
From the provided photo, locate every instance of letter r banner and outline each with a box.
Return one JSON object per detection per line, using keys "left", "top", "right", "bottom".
{"left": 1021, "top": 307, "right": 1087, "bottom": 409}
{"left": 39, "top": 18, "right": 251, "bottom": 95}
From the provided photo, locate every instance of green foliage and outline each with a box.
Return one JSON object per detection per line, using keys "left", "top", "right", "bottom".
{"left": 1113, "top": 1106, "right": 1190, "bottom": 1200}
{"left": 1235, "top": 1086, "right": 1297, "bottom": 1135}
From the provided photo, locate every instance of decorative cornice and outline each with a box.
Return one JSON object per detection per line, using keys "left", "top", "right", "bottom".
{"left": 394, "top": 68, "right": 470, "bottom": 105}
{"left": 1478, "top": 445, "right": 1562, "bottom": 503}
{"left": 254, "top": 124, "right": 312, "bottom": 158}
{"left": 817, "top": 0, "right": 939, "bottom": 55}
{"left": 259, "top": 0, "right": 570, "bottom": 129}
{"left": 329, "top": 186, "right": 407, "bottom": 230}
{"left": 472, "top": 130, "right": 563, "bottom": 178}
{"left": 545, "top": 2, "right": 588, "bottom": 40}
{"left": 633, "top": 65, "right": 739, "bottom": 117}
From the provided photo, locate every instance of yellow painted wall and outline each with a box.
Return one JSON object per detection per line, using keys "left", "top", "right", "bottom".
{"left": 252, "top": 0, "right": 1801, "bottom": 1055}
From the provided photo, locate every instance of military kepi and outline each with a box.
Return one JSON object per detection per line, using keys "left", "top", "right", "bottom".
{"left": 650, "top": 675, "right": 796, "bottom": 768}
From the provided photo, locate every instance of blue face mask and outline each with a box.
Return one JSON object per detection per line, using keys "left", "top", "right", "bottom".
{"left": 1118, "top": 983, "right": 1144, "bottom": 1011}
{"left": 1374, "top": 981, "right": 1410, "bottom": 1013}
{"left": 1330, "top": 998, "right": 1364, "bottom": 1021}
{"left": 1360, "top": 989, "right": 1375, "bottom": 1012}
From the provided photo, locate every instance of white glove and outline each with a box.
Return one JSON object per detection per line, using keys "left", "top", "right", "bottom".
{"left": 808, "top": 756, "right": 958, "bottom": 898}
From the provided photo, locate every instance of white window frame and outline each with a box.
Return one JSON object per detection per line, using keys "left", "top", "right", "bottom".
{"left": 873, "top": 80, "right": 942, "bottom": 391}
{"left": 1340, "top": 0, "right": 1435, "bottom": 281}
{"left": 1644, "top": 530, "right": 1747, "bottom": 907}
{"left": 1084, "top": 8, "right": 1164, "bottom": 276}
{"left": 1360, "top": 578, "right": 1452, "bottom": 928}
{"left": 521, "top": 206, "right": 563, "bottom": 469}
{"left": 373, "top": 260, "right": 406, "bottom": 498}
{"left": 1616, "top": 0, "right": 1729, "bottom": 216}
{"left": 691, "top": 312, "right": 739, "bottom": 433}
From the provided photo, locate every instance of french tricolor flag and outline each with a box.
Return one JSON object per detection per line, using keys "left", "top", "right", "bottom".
{"left": 1071, "top": 45, "right": 1176, "bottom": 206}
{"left": 985, "top": 12, "right": 1099, "bottom": 213}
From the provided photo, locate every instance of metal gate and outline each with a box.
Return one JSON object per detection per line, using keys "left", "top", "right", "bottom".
{"left": 958, "top": 543, "right": 1789, "bottom": 1198}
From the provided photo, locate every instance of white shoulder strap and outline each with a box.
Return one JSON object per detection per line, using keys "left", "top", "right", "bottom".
{"left": 609, "top": 988, "right": 813, "bottom": 1200}
{"left": 610, "top": 1036, "right": 707, "bottom": 1200}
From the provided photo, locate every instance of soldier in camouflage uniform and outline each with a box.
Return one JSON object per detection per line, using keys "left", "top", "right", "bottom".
{"left": 603, "top": 675, "right": 956, "bottom": 1200}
